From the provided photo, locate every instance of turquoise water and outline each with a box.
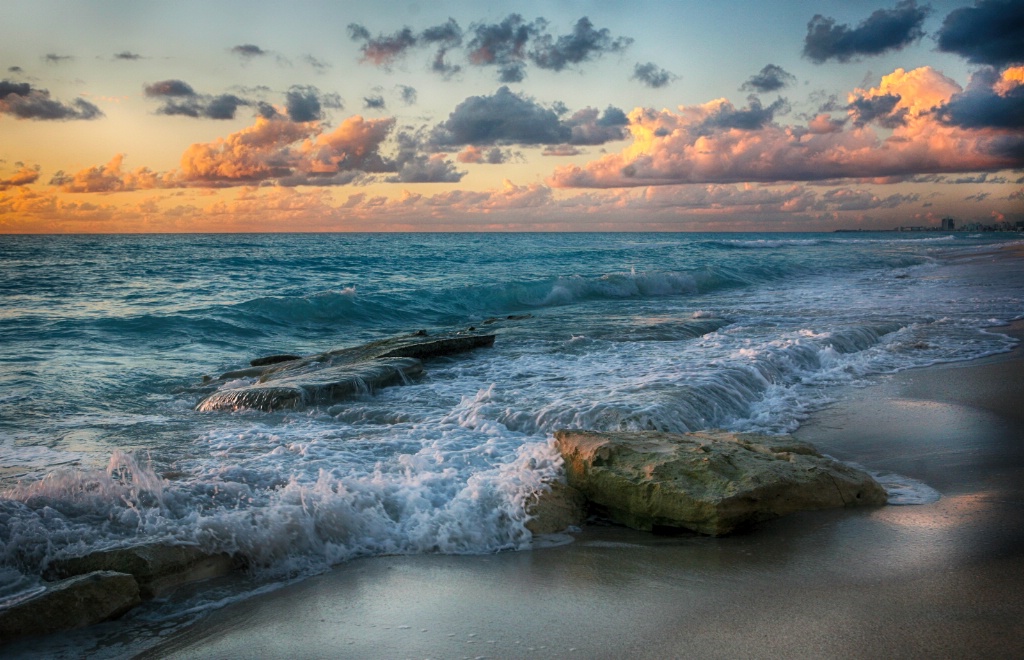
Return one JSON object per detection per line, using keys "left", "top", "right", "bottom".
{"left": 1, "top": 232, "right": 1022, "bottom": 632}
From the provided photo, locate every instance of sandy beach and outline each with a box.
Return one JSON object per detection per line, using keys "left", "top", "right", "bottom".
{"left": 132, "top": 320, "right": 1024, "bottom": 659}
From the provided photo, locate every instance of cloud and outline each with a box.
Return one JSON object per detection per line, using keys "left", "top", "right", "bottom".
{"left": 50, "top": 153, "right": 162, "bottom": 192}
{"left": 741, "top": 64, "right": 797, "bottom": 93}
{"left": 113, "top": 51, "right": 142, "bottom": 61}
{"left": 465, "top": 14, "right": 538, "bottom": 82}
{"left": 7, "top": 66, "right": 23, "bottom": 73}
{"left": 0, "top": 163, "right": 40, "bottom": 189}
{"left": 700, "top": 96, "right": 789, "bottom": 131}
{"left": 57, "top": 113, "right": 412, "bottom": 192}
{"left": 564, "top": 105, "right": 629, "bottom": 145}
{"left": 364, "top": 95, "right": 386, "bottom": 110}
{"left": 548, "top": 66, "right": 1024, "bottom": 188}
{"left": 803, "top": 1, "right": 929, "bottom": 63}
{"left": 231, "top": 44, "right": 267, "bottom": 58}
{"left": 386, "top": 154, "right": 465, "bottom": 183}
{"left": 937, "top": 0, "right": 1024, "bottom": 67}
{"left": 144, "top": 79, "right": 196, "bottom": 97}
{"left": 936, "top": 67, "right": 1024, "bottom": 129}
{"left": 631, "top": 62, "right": 676, "bottom": 88}
{"left": 457, "top": 145, "right": 517, "bottom": 164}
{"left": 398, "top": 84, "right": 417, "bottom": 105}
{"left": 349, "top": 25, "right": 417, "bottom": 67}
{"left": 43, "top": 54, "right": 73, "bottom": 64}
{"left": 429, "top": 87, "right": 628, "bottom": 149}
{"left": 285, "top": 85, "right": 341, "bottom": 122}
{"left": 302, "top": 55, "right": 331, "bottom": 72}
{"left": 542, "top": 145, "right": 584, "bottom": 157}
{"left": 144, "top": 79, "right": 247, "bottom": 119}
{"left": 351, "top": 15, "right": 631, "bottom": 82}
{"left": 0, "top": 80, "right": 103, "bottom": 120}
{"left": 430, "top": 86, "right": 569, "bottom": 146}
{"left": 529, "top": 17, "right": 632, "bottom": 72}
{"left": 847, "top": 93, "right": 907, "bottom": 127}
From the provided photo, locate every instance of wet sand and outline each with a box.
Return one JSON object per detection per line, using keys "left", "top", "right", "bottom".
{"left": 138, "top": 321, "right": 1024, "bottom": 659}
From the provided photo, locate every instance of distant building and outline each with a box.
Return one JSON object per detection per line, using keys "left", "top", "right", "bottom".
{"left": 941, "top": 217, "right": 955, "bottom": 231}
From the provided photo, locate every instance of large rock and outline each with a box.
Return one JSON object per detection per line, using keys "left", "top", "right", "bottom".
{"left": 198, "top": 331, "right": 495, "bottom": 412}
{"left": 554, "top": 429, "right": 887, "bottom": 536}
{"left": 525, "top": 480, "right": 587, "bottom": 535}
{"left": 45, "top": 543, "right": 237, "bottom": 599}
{"left": 0, "top": 571, "right": 140, "bottom": 642}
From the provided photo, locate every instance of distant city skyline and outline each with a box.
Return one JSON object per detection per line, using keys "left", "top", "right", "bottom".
{"left": 1, "top": 0, "right": 1022, "bottom": 232}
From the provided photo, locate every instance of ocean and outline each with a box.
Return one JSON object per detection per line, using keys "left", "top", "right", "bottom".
{"left": 1, "top": 231, "right": 1022, "bottom": 651}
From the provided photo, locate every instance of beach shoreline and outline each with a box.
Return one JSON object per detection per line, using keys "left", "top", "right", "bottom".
{"left": 123, "top": 320, "right": 1024, "bottom": 659}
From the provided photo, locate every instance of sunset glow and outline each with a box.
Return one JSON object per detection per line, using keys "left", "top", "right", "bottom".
{"left": 1, "top": 0, "right": 1021, "bottom": 232}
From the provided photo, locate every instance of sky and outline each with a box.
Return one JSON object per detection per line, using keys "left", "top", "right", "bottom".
{"left": 0, "top": 0, "right": 1022, "bottom": 232}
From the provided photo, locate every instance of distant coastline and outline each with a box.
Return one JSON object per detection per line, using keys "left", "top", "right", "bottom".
{"left": 836, "top": 219, "right": 1024, "bottom": 233}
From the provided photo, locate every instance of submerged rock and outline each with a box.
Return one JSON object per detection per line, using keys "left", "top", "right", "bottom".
{"left": 553, "top": 429, "right": 887, "bottom": 536}
{"left": 0, "top": 571, "right": 140, "bottom": 642}
{"left": 250, "top": 354, "right": 302, "bottom": 367}
{"left": 45, "top": 543, "right": 238, "bottom": 599}
{"left": 198, "top": 331, "right": 495, "bottom": 412}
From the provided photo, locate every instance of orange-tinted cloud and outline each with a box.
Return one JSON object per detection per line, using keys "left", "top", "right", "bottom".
{"left": 0, "top": 163, "right": 40, "bottom": 189}
{"left": 51, "top": 154, "right": 164, "bottom": 192}
{"left": 549, "top": 66, "right": 1023, "bottom": 188}
{"left": 57, "top": 115, "right": 401, "bottom": 191}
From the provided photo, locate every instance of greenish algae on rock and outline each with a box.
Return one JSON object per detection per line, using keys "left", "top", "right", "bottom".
{"left": 553, "top": 429, "right": 887, "bottom": 536}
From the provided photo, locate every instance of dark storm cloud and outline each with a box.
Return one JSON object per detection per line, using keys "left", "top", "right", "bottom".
{"left": 936, "top": 0, "right": 1024, "bottom": 67}
{"left": 231, "top": 44, "right": 267, "bottom": 58}
{"left": 848, "top": 92, "right": 908, "bottom": 127}
{"left": 429, "top": 87, "right": 630, "bottom": 149}
{"left": 285, "top": 84, "right": 341, "bottom": 122}
{"left": 364, "top": 95, "right": 386, "bottom": 110}
{"left": 936, "top": 84, "right": 1024, "bottom": 129}
{"left": 113, "top": 51, "right": 142, "bottom": 61}
{"left": 0, "top": 79, "right": 103, "bottom": 120}
{"left": 803, "top": 1, "right": 929, "bottom": 63}
{"left": 631, "top": 62, "right": 675, "bottom": 88}
{"left": 740, "top": 64, "right": 797, "bottom": 93}
{"left": 528, "top": 17, "right": 632, "bottom": 71}
{"left": 429, "top": 86, "right": 569, "bottom": 146}
{"left": 701, "top": 97, "right": 789, "bottom": 131}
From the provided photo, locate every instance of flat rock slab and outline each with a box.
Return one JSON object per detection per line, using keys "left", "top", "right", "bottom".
{"left": 554, "top": 429, "right": 887, "bottom": 536}
{"left": 45, "top": 543, "right": 238, "bottom": 600}
{"left": 198, "top": 332, "right": 495, "bottom": 412}
{"left": 0, "top": 571, "right": 140, "bottom": 642}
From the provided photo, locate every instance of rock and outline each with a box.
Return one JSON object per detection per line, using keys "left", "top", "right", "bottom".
{"left": 198, "top": 332, "right": 495, "bottom": 412}
{"left": 45, "top": 543, "right": 238, "bottom": 599}
{"left": 250, "top": 354, "right": 302, "bottom": 367}
{"left": 525, "top": 480, "right": 587, "bottom": 535}
{"left": 0, "top": 571, "right": 140, "bottom": 642}
{"left": 198, "top": 357, "right": 424, "bottom": 412}
{"left": 553, "top": 429, "right": 887, "bottom": 536}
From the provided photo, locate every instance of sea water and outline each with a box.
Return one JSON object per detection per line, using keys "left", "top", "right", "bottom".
{"left": 1, "top": 232, "right": 1022, "bottom": 640}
